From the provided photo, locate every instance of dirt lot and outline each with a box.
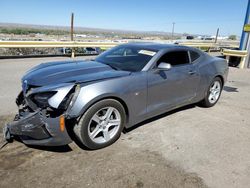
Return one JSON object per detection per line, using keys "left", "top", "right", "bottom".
{"left": 0, "top": 57, "right": 250, "bottom": 188}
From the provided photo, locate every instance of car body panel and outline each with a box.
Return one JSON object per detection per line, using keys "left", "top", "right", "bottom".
{"left": 4, "top": 43, "right": 229, "bottom": 146}
{"left": 66, "top": 72, "right": 148, "bottom": 127}
{"left": 146, "top": 63, "right": 200, "bottom": 117}
{"left": 22, "top": 60, "right": 131, "bottom": 86}
{"left": 5, "top": 110, "right": 72, "bottom": 146}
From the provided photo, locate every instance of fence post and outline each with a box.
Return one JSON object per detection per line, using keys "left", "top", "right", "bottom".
{"left": 71, "top": 49, "right": 75, "bottom": 58}
{"left": 239, "top": 57, "right": 246, "bottom": 69}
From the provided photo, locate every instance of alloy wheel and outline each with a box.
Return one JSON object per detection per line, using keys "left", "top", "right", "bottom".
{"left": 208, "top": 81, "right": 221, "bottom": 104}
{"left": 87, "top": 107, "right": 121, "bottom": 144}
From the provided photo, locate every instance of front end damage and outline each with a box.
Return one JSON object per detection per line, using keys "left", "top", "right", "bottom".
{"left": 3, "top": 83, "right": 80, "bottom": 146}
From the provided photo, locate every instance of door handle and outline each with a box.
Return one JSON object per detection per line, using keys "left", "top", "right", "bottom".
{"left": 188, "top": 70, "right": 196, "bottom": 75}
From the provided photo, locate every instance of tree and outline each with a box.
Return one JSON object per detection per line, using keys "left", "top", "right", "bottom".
{"left": 228, "top": 35, "right": 237, "bottom": 40}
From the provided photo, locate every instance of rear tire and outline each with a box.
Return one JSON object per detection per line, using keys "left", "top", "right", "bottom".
{"left": 200, "top": 77, "right": 222, "bottom": 107}
{"left": 73, "top": 99, "right": 126, "bottom": 150}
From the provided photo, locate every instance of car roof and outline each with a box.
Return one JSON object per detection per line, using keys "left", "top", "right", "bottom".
{"left": 120, "top": 42, "right": 190, "bottom": 51}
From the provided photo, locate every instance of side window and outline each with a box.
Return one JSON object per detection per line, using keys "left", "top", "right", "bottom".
{"left": 189, "top": 51, "right": 200, "bottom": 62}
{"left": 157, "top": 50, "right": 190, "bottom": 66}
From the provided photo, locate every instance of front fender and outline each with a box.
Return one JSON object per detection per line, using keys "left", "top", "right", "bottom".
{"left": 66, "top": 73, "right": 148, "bottom": 127}
{"left": 67, "top": 86, "right": 126, "bottom": 118}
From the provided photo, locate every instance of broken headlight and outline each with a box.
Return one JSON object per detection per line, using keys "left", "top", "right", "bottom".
{"left": 58, "top": 84, "right": 81, "bottom": 110}
{"left": 32, "top": 91, "right": 57, "bottom": 108}
{"left": 65, "top": 84, "right": 81, "bottom": 112}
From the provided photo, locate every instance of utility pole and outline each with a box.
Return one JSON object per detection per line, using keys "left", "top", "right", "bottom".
{"left": 171, "top": 22, "right": 175, "bottom": 42}
{"left": 238, "top": 0, "right": 250, "bottom": 68}
{"left": 240, "top": 0, "right": 250, "bottom": 50}
{"left": 215, "top": 28, "right": 219, "bottom": 43}
{"left": 71, "top": 13, "right": 74, "bottom": 41}
{"left": 71, "top": 13, "right": 75, "bottom": 58}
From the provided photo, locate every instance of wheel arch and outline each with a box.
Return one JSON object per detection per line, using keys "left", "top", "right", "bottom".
{"left": 75, "top": 96, "right": 130, "bottom": 125}
{"left": 214, "top": 74, "right": 224, "bottom": 86}
{"left": 200, "top": 73, "right": 225, "bottom": 102}
{"left": 96, "top": 96, "right": 129, "bottom": 124}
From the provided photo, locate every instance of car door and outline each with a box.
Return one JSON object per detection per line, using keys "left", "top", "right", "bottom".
{"left": 147, "top": 49, "right": 200, "bottom": 116}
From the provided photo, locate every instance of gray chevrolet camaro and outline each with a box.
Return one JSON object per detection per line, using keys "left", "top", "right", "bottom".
{"left": 4, "top": 43, "right": 228, "bottom": 149}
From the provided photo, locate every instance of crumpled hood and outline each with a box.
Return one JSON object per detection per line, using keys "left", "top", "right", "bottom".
{"left": 22, "top": 60, "right": 131, "bottom": 86}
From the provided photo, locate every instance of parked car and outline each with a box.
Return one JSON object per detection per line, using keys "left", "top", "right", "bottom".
{"left": 84, "top": 47, "right": 101, "bottom": 55}
{"left": 3, "top": 43, "right": 228, "bottom": 149}
{"left": 60, "top": 47, "right": 101, "bottom": 55}
{"left": 59, "top": 47, "right": 72, "bottom": 54}
{"left": 186, "top": 35, "right": 194, "bottom": 40}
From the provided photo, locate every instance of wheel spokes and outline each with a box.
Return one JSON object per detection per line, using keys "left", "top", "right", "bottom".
{"left": 215, "top": 86, "right": 220, "bottom": 93}
{"left": 103, "top": 129, "right": 111, "bottom": 141}
{"left": 209, "top": 94, "right": 214, "bottom": 102}
{"left": 107, "top": 119, "right": 120, "bottom": 128}
{"left": 103, "top": 107, "right": 114, "bottom": 120}
{"left": 90, "top": 126, "right": 101, "bottom": 139}
{"left": 92, "top": 114, "right": 101, "bottom": 124}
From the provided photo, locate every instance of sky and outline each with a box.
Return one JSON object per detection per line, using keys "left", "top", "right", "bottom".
{"left": 0, "top": 0, "right": 248, "bottom": 36}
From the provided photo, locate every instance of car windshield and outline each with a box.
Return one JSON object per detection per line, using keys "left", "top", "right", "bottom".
{"left": 95, "top": 45, "right": 158, "bottom": 72}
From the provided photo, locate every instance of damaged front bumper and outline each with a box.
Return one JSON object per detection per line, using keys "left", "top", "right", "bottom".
{"left": 4, "top": 109, "right": 72, "bottom": 146}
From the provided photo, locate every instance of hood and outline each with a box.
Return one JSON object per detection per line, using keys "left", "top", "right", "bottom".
{"left": 22, "top": 60, "right": 131, "bottom": 86}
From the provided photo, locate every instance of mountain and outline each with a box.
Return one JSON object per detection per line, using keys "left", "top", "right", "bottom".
{"left": 0, "top": 22, "right": 176, "bottom": 36}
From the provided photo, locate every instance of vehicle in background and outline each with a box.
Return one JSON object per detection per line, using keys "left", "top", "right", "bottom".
{"left": 60, "top": 47, "right": 101, "bottom": 55}
{"left": 83, "top": 47, "right": 101, "bottom": 55}
{"left": 186, "top": 35, "right": 194, "bottom": 40}
{"left": 201, "top": 37, "right": 213, "bottom": 40}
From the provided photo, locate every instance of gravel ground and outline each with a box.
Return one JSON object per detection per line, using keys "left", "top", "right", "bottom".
{"left": 0, "top": 57, "right": 250, "bottom": 188}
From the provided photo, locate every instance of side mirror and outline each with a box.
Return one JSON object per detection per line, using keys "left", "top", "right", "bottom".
{"left": 157, "top": 62, "right": 172, "bottom": 70}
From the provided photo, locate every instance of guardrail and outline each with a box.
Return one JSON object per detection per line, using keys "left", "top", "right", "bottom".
{"left": 0, "top": 41, "right": 123, "bottom": 58}
{"left": 179, "top": 42, "right": 216, "bottom": 47}
{"left": 0, "top": 40, "right": 239, "bottom": 48}
{"left": 222, "top": 49, "right": 248, "bottom": 69}
{"left": 0, "top": 41, "right": 242, "bottom": 64}
{"left": 179, "top": 42, "right": 239, "bottom": 51}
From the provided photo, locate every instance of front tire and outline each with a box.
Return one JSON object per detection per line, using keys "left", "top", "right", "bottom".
{"left": 200, "top": 77, "right": 222, "bottom": 107}
{"left": 73, "top": 99, "right": 126, "bottom": 150}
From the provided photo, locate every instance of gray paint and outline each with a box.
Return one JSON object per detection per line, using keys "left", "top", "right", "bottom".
{"left": 67, "top": 44, "right": 228, "bottom": 128}
{"left": 6, "top": 43, "right": 229, "bottom": 146}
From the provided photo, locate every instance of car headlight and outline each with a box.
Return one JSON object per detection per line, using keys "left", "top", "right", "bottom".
{"left": 64, "top": 84, "right": 81, "bottom": 113}
{"left": 58, "top": 84, "right": 81, "bottom": 110}
{"left": 32, "top": 91, "right": 57, "bottom": 108}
